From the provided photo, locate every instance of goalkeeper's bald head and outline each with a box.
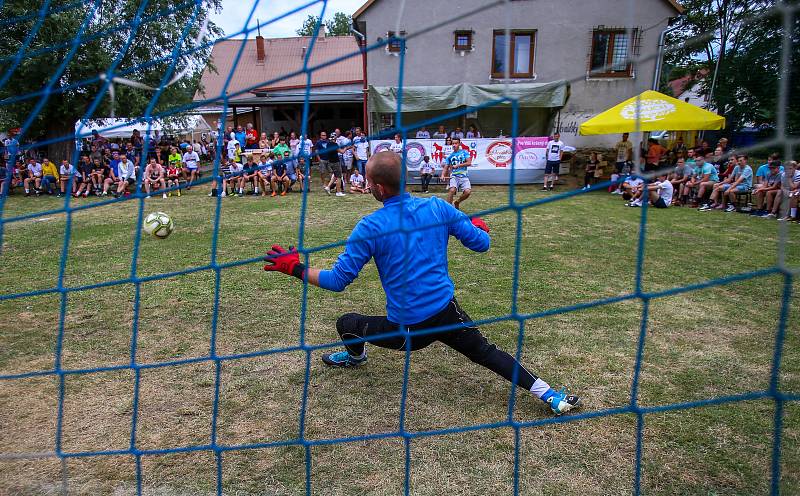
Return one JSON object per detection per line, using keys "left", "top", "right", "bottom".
{"left": 366, "top": 151, "right": 402, "bottom": 201}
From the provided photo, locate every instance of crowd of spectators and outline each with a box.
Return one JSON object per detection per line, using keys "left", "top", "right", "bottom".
{"left": 604, "top": 134, "right": 799, "bottom": 222}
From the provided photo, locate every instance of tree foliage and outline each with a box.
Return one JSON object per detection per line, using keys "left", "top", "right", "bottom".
{"left": 664, "top": 0, "right": 799, "bottom": 134}
{"left": 296, "top": 12, "right": 352, "bottom": 37}
{"left": 0, "top": 0, "right": 222, "bottom": 154}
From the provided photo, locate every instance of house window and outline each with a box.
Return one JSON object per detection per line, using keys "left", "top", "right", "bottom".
{"left": 387, "top": 31, "right": 405, "bottom": 52}
{"left": 590, "top": 29, "right": 637, "bottom": 77}
{"left": 454, "top": 31, "right": 472, "bottom": 51}
{"left": 491, "top": 30, "right": 535, "bottom": 78}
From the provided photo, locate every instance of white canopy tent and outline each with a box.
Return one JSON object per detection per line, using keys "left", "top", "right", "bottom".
{"left": 74, "top": 116, "right": 213, "bottom": 141}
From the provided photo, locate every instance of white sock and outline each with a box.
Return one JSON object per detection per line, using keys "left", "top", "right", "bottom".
{"left": 529, "top": 378, "right": 551, "bottom": 399}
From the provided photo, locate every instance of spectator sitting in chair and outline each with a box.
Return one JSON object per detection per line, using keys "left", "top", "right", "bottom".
{"left": 779, "top": 161, "right": 799, "bottom": 222}
{"left": 256, "top": 153, "right": 274, "bottom": 196}
{"left": 114, "top": 154, "right": 136, "bottom": 198}
{"left": 23, "top": 157, "right": 42, "bottom": 196}
{"left": 755, "top": 161, "right": 785, "bottom": 218}
{"left": 143, "top": 158, "right": 167, "bottom": 199}
{"left": 75, "top": 157, "right": 94, "bottom": 197}
{"left": 271, "top": 156, "right": 290, "bottom": 197}
{"left": 40, "top": 157, "right": 59, "bottom": 195}
{"left": 242, "top": 155, "right": 260, "bottom": 195}
{"left": 166, "top": 161, "right": 182, "bottom": 197}
{"left": 701, "top": 154, "right": 752, "bottom": 212}
{"left": 669, "top": 157, "right": 693, "bottom": 205}
{"left": 58, "top": 159, "right": 76, "bottom": 197}
{"left": 694, "top": 155, "right": 719, "bottom": 208}
{"left": 419, "top": 155, "right": 435, "bottom": 193}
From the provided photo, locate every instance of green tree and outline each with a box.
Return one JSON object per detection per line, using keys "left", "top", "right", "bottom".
{"left": 664, "top": 0, "right": 799, "bottom": 133}
{"left": 296, "top": 12, "right": 351, "bottom": 37}
{"left": 0, "top": 0, "right": 222, "bottom": 158}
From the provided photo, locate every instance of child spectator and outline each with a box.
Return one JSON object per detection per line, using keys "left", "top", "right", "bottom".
{"left": 583, "top": 152, "right": 599, "bottom": 190}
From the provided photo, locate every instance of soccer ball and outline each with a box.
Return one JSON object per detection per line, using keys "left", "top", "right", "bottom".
{"left": 143, "top": 212, "right": 174, "bottom": 238}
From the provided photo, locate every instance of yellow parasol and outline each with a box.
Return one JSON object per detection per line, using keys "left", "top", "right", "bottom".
{"left": 578, "top": 90, "right": 725, "bottom": 135}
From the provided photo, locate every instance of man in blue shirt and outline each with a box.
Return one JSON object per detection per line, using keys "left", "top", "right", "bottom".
{"left": 443, "top": 137, "right": 473, "bottom": 210}
{"left": 263, "top": 151, "right": 581, "bottom": 415}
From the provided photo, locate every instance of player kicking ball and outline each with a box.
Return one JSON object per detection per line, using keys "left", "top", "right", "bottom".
{"left": 263, "top": 151, "right": 580, "bottom": 415}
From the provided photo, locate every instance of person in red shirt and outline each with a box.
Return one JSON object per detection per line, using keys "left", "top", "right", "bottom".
{"left": 644, "top": 138, "right": 666, "bottom": 173}
{"left": 245, "top": 123, "right": 258, "bottom": 150}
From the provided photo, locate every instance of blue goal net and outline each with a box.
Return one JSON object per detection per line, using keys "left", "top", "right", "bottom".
{"left": 0, "top": 0, "right": 797, "bottom": 494}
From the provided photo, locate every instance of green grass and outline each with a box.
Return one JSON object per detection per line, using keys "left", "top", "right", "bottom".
{"left": 0, "top": 183, "right": 798, "bottom": 495}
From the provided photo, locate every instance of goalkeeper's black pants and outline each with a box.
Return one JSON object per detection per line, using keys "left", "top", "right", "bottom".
{"left": 335, "top": 298, "right": 539, "bottom": 390}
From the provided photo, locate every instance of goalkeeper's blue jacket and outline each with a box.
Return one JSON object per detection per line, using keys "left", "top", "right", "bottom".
{"left": 318, "top": 193, "right": 490, "bottom": 325}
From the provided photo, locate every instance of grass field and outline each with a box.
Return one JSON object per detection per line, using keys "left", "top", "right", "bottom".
{"left": 0, "top": 181, "right": 798, "bottom": 495}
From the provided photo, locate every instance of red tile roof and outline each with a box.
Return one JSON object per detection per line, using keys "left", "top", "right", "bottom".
{"left": 667, "top": 68, "right": 709, "bottom": 97}
{"left": 194, "top": 36, "right": 363, "bottom": 102}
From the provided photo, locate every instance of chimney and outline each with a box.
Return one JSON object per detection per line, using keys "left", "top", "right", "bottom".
{"left": 256, "top": 35, "right": 265, "bottom": 63}
{"left": 318, "top": 25, "right": 326, "bottom": 38}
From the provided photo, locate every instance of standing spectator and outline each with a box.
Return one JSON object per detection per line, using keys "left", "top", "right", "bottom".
{"left": 273, "top": 135, "right": 290, "bottom": 159}
{"left": 289, "top": 131, "right": 299, "bottom": 154}
{"left": 389, "top": 133, "right": 404, "bottom": 155}
{"left": 353, "top": 128, "right": 370, "bottom": 175}
{"left": 416, "top": 127, "right": 430, "bottom": 139}
{"left": 58, "top": 159, "right": 75, "bottom": 197}
{"left": 323, "top": 133, "right": 345, "bottom": 197}
{"left": 583, "top": 152, "right": 600, "bottom": 190}
{"left": 466, "top": 125, "right": 481, "bottom": 139}
{"left": 644, "top": 138, "right": 666, "bottom": 172}
{"left": 270, "top": 131, "right": 281, "bottom": 148}
{"left": 613, "top": 133, "right": 633, "bottom": 174}
{"left": 114, "top": 154, "right": 136, "bottom": 197}
{"left": 450, "top": 127, "right": 464, "bottom": 139}
{"left": 337, "top": 130, "right": 354, "bottom": 177}
{"left": 182, "top": 144, "right": 200, "bottom": 190}
{"left": 245, "top": 123, "right": 258, "bottom": 150}
{"left": 432, "top": 125, "right": 448, "bottom": 139}
{"left": 419, "top": 155, "right": 435, "bottom": 193}
{"left": 258, "top": 132, "right": 270, "bottom": 150}
{"left": 131, "top": 129, "right": 144, "bottom": 166}
{"left": 40, "top": 158, "right": 59, "bottom": 195}
{"left": 671, "top": 136, "right": 687, "bottom": 155}
{"left": 543, "top": 132, "right": 564, "bottom": 191}
{"left": 234, "top": 125, "right": 246, "bottom": 148}
{"left": 316, "top": 131, "right": 337, "bottom": 191}
{"left": 442, "top": 136, "right": 455, "bottom": 161}
{"left": 23, "top": 157, "right": 42, "bottom": 196}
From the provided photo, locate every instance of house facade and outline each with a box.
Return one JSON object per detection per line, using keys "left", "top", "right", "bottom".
{"left": 353, "top": 0, "right": 683, "bottom": 147}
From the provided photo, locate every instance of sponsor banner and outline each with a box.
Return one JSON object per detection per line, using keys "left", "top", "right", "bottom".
{"left": 370, "top": 138, "right": 549, "bottom": 170}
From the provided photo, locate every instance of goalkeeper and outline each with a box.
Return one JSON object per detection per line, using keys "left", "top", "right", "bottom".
{"left": 263, "top": 152, "right": 580, "bottom": 415}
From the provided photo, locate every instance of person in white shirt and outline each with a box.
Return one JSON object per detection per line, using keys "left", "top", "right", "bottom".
{"left": 389, "top": 133, "right": 404, "bottom": 155}
{"left": 419, "top": 155, "right": 436, "bottom": 193}
{"left": 115, "top": 156, "right": 136, "bottom": 197}
{"left": 543, "top": 132, "right": 564, "bottom": 191}
{"left": 182, "top": 145, "right": 200, "bottom": 190}
{"left": 24, "top": 158, "right": 42, "bottom": 195}
{"left": 432, "top": 125, "right": 448, "bottom": 139}
{"left": 627, "top": 171, "right": 673, "bottom": 208}
{"left": 226, "top": 138, "right": 239, "bottom": 162}
{"left": 337, "top": 131, "right": 354, "bottom": 175}
{"left": 415, "top": 127, "right": 430, "bottom": 139}
{"left": 352, "top": 128, "right": 370, "bottom": 175}
{"left": 349, "top": 169, "right": 368, "bottom": 194}
{"left": 58, "top": 159, "right": 76, "bottom": 197}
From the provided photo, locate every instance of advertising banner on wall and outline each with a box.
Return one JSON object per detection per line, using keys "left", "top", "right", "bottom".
{"left": 369, "top": 137, "right": 549, "bottom": 170}
{"left": 369, "top": 137, "right": 554, "bottom": 184}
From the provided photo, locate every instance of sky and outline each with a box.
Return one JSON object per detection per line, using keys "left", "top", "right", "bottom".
{"left": 211, "top": 0, "right": 366, "bottom": 39}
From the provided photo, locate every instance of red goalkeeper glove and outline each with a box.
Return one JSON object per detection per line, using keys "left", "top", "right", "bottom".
{"left": 263, "top": 244, "right": 305, "bottom": 279}
{"left": 471, "top": 216, "right": 490, "bottom": 233}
